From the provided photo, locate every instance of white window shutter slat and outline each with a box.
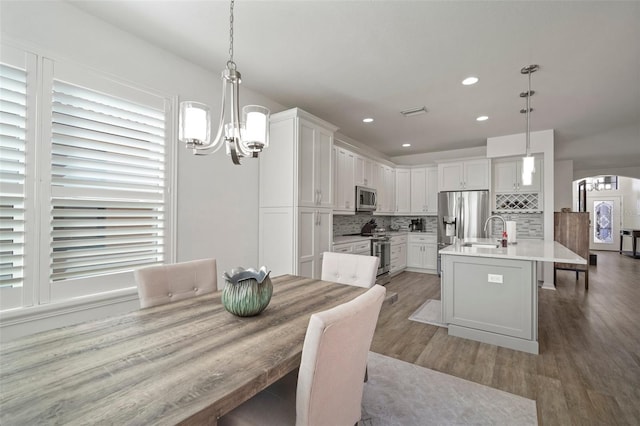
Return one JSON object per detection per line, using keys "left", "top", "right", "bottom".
{"left": 0, "top": 64, "right": 27, "bottom": 290}
{"left": 49, "top": 79, "right": 167, "bottom": 283}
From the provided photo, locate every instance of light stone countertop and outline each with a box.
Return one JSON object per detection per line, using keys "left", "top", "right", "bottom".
{"left": 333, "top": 230, "right": 435, "bottom": 245}
{"left": 439, "top": 238, "right": 587, "bottom": 264}
{"left": 333, "top": 235, "right": 372, "bottom": 245}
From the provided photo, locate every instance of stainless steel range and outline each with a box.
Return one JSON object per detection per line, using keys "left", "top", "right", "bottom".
{"left": 371, "top": 234, "right": 391, "bottom": 285}
{"left": 359, "top": 220, "right": 391, "bottom": 285}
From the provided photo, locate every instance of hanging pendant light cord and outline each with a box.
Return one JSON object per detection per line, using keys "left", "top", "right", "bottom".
{"left": 228, "top": 0, "right": 236, "bottom": 69}
{"left": 526, "top": 69, "right": 531, "bottom": 156}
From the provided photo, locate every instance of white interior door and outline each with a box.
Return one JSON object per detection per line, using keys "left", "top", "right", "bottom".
{"left": 587, "top": 195, "right": 622, "bottom": 251}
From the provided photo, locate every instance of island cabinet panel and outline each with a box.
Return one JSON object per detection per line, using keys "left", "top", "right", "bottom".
{"left": 443, "top": 255, "right": 535, "bottom": 340}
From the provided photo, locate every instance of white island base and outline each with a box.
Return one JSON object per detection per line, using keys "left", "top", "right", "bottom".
{"left": 440, "top": 239, "right": 586, "bottom": 355}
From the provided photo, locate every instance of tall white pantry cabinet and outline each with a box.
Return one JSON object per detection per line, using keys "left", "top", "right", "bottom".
{"left": 258, "top": 108, "right": 339, "bottom": 279}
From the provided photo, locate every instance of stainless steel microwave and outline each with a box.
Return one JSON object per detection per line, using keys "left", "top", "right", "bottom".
{"left": 356, "top": 186, "right": 377, "bottom": 212}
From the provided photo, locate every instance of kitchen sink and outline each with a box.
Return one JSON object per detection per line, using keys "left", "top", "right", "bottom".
{"left": 462, "top": 242, "right": 500, "bottom": 248}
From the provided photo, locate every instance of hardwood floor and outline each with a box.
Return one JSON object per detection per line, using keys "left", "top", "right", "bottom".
{"left": 370, "top": 251, "right": 640, "bottom": 425}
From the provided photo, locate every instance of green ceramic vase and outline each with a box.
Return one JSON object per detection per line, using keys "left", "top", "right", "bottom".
{"left": 222, "top": 266, "right": 273, "bottom": 317}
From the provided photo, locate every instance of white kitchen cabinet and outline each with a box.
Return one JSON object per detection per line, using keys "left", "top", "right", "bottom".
{"left": 374, "top": 163, "right": 396, "bottom": 215}
{"left": 395, "top": 168, "right": 411, "bottom": 214}
{"left": 354, "top": 155, "right": 374, "bottom": 188}
{"left": 406, "top": 234, "right": 437, "bottom": 273}
{"left": 334, "top": 146, "right": 356, "bottom": 214}
{"left": 493, "top": 157, "right": 542, "bottom": 193}
{"left": 438, "top": 159, "right": 490, "bottom": 191}
{"left": 298, "top": 120, "right": 334, "bottom": 208}
{"left": 260, "top": 108, "right": 337, "bottom": 208}
{"left": 383, "top": 165, "right": 396, "bottom": 214}
{"left": 390, "top": 234, "right": 407, "bottom": 275}
{"left": 410, "top": 166, "right": 438, "bottom": 215}
{"left": 332, "top": 239, "right": 371, "bottom": 256}
{"left": 298, "top": 208, "right": 332, "bottom": 279}
{"left": 259, "top": 108, "right": 338, "bottom": 278}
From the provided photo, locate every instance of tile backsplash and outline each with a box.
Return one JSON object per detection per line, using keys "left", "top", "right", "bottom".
{"left": 333, "top": 213, "right": 437, "bottom": 236}
{"left": 390, "top": 216, "right": 437, "bottom": 233}
{"left": 333, "top": 213, "right": 542, "bottom": 238}
{"left": 489, "top": 213, "right": 544, "bottom": 239}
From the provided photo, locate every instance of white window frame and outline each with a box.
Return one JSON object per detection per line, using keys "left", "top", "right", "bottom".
{"left": 0, "top": 43, "right": 176, "bottom": 314}
{"left": 0, "top": 45, "right": 38, "bottom": 311}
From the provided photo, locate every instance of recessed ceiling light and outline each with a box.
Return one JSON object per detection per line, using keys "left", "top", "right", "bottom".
{"left": 476, "top": 115, "right": 489, "bottom": 121}
{"left": 402, "top": 143, "right": 411, "bottom": 147}
{"left": 363, "top": 117, "right": 374, "bottom": 123}
{"left": 462, "top": 77, "right": 479, "bottom": 85}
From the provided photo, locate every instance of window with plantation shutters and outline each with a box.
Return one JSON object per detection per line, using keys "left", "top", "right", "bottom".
{"left": 0, "top": 64, "right": 27, "bottom": 292}
{"left": 49, "top": 80, "right": 167, "bottom": 285}
{"left": 1, "top": 46, "right": 173, "bottom": 313}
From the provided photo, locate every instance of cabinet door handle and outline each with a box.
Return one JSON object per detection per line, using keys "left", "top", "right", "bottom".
{"left": 319, "top": 190, "right": 323, "bottom": 204}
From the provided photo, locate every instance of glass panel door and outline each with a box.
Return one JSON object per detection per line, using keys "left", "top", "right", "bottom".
{"left": 588, "top": 196, "right": 622, "bottom": 251}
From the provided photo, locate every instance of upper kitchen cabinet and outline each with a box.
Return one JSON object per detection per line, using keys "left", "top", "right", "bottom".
{"left": 395, "top": 168, "right": 411, "bottom": 214}
{"left": 354, "top": 155, "right": 374, "bottom": 188}
{"left": 438, "top": 159, "right": 490, "bottom": 192}
{"left": 260, "top": 108, "right": 338, "bottom": 209}
{"left": 493, "top": 157, "right": 543, "bottom": 193}
{"left": 334, "top": 145, "right": 356, "bottom": 214}
{"left": 374, "top": 163, "right": 396, "bottom": 215}
{"left": 410, "top": 166, "right": 438, "bottom": 215}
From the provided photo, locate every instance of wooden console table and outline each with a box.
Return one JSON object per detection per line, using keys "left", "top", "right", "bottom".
{"left": 620, "top": 229, "right": 640, "bottom": 258}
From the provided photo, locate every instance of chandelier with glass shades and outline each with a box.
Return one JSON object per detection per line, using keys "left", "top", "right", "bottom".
{"left": 520, "top": 64, "right": 539, "bottom": 186}
{"left": 178, "top": 0, "right": 270, "bottom": 165}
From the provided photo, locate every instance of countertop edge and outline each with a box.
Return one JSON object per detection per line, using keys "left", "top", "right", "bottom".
{"left": 439, "top": 239, "right": 587, "bottom": 264}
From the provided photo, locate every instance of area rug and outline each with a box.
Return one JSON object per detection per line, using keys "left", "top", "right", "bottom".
{"left": 360, "top": 352, "right": 538, "bottom": 425}
{"left": 408, "top": 299, "right": 447, "bottom": 328}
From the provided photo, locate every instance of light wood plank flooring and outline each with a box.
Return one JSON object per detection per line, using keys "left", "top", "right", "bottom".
{"left": 370, "top": 251, "right": 640, "bottom": 425}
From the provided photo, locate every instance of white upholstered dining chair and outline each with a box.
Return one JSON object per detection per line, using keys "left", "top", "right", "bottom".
{"left": 320, "top": 251, "right": 380, "bottom": 288}
{"left": 218, "top": 284, "right": 387, "bottom": 426}
{"left": 134, "top": 258, "right": 217, "bottom": 309}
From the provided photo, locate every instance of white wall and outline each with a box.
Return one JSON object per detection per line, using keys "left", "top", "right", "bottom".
{"left": 558, "top": 123, "right": 640, "bottom": 180}
{"left": 0, "top": 0, "right": 285, "bottom": 339}
{"left": 554, "top": 160, "right": 574, "bottom": 211}
{"left": 391, "top": 146, "right": 487, "bottom": 166}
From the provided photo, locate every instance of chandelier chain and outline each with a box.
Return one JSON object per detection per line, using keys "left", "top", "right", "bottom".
{"left": 228, "top": 0, "right": 235, "bottom": 67}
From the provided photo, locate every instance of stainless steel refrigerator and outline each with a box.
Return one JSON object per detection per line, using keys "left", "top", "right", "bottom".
{"left": 437, "top": 190, "right": 490, "bottom": 274}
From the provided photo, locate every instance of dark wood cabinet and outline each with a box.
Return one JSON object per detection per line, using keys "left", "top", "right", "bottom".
{"left": 554, "top": 212, "right": 589, "bottom": 289}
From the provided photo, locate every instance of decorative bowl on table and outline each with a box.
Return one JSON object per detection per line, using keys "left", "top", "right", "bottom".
{"left": 222, "top": 266, "right": 273, "bottom": 317}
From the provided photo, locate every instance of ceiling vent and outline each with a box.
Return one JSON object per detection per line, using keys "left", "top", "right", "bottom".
{"left": 400, "top": 106, "right": 427, "bottom": 117}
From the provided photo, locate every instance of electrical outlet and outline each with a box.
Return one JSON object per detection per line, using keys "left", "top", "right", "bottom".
{"left": 488, "top": 274, "right": 503, "bottom": 283}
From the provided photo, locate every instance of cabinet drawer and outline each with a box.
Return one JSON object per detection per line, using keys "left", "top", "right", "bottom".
{"left": 408, "top": 234, "right": 436, "bottom": 244}
{"left": 353, "top": 241, "right": 371, "bottom": 254}
{"left": 390, "top": 235, "right": 407, "bottom": 245}
{"left": 332, "top": 243, "right": 353, "bottom": 253}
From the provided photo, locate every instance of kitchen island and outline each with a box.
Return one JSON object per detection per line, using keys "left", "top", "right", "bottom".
{"left": 439, "top": 239, "right": 586, "bottom": 354}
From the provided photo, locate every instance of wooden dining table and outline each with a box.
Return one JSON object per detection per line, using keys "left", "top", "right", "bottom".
{"left": 0, "top": 275, "right": 393, "bottom": 425}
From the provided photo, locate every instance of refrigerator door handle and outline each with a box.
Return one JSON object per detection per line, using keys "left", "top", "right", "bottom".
{"left": 458, "top": 194, "right": 463, "bottom": 241}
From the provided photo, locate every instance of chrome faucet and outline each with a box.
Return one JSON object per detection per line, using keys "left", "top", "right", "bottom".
{"left": 484, "top": 215, "right": 506, "bottom": 237}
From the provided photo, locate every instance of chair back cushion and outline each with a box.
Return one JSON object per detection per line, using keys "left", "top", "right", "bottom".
{"left": 296, "top": 284, "right": 386, "bottom": 426}
{"left": 320, "top": 252, "right": 380, "bottom": 288}
{"left": 135, "top": 258, "right": 217, "bottom": 308}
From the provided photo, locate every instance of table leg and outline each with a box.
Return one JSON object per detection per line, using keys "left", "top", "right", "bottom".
{"left": 620, "top": 232, "right": 623, "bottom": 254}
